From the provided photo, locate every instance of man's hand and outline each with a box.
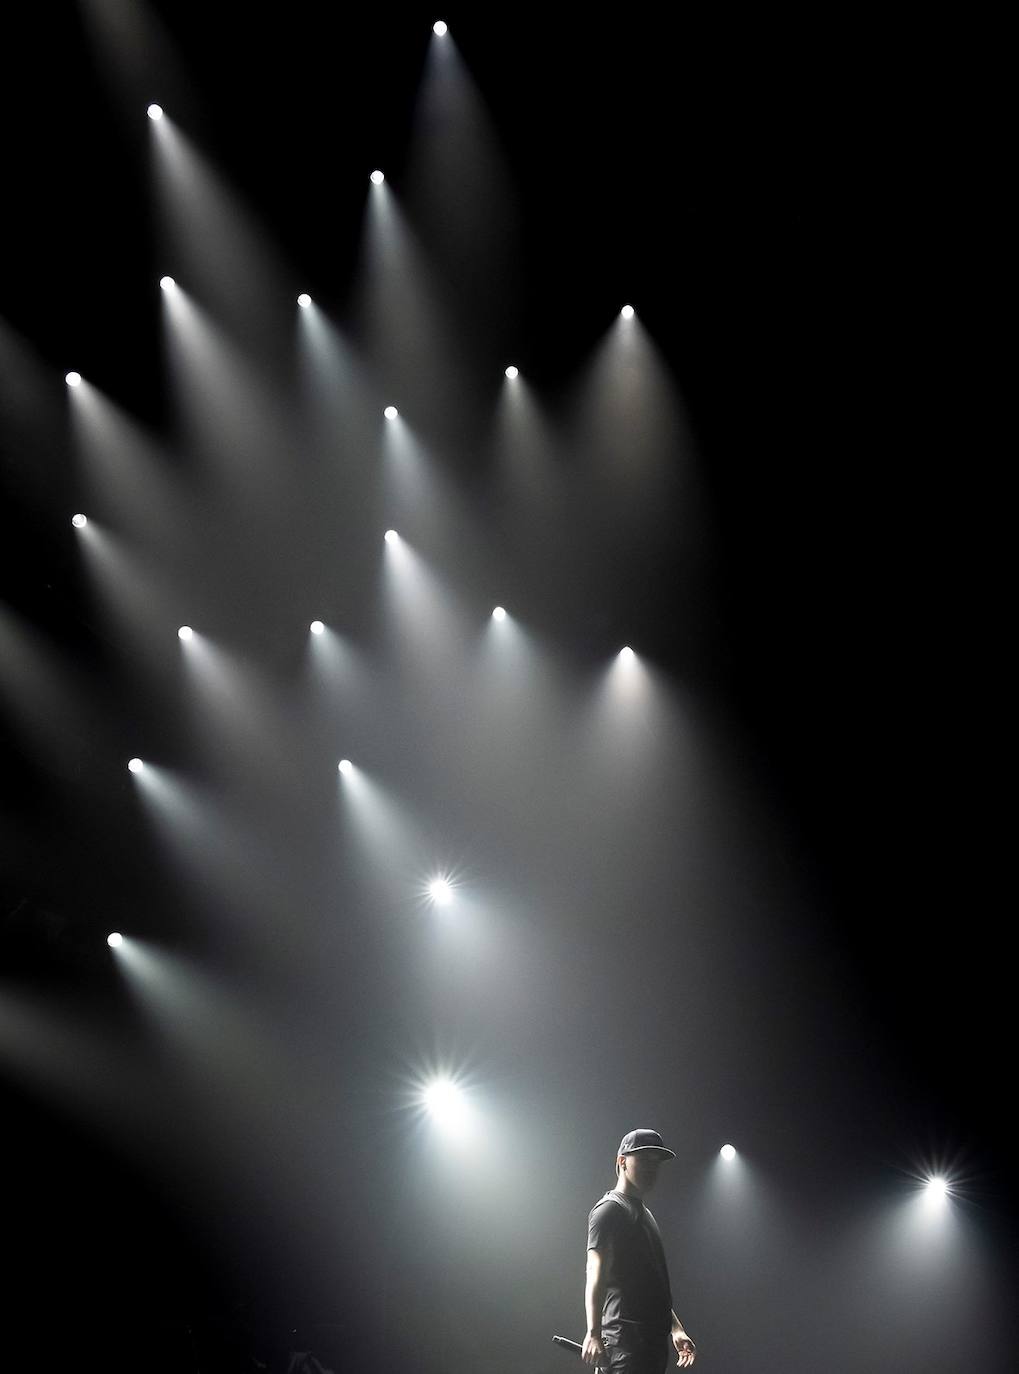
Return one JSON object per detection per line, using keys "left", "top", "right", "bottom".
{"left": 672, "top": 1330, "right": 697, "bottom": 1368}
{"left": 582, "top": 1331, "right": 607, "bottom": 1367}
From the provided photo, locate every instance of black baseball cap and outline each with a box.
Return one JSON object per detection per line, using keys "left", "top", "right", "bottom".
{"left": 618, "top": 1128, "right": 675, "bottom": 1160}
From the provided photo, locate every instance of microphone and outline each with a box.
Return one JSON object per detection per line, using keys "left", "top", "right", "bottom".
{"left": 552, "top": 1334, "right": 607, "bottom": 1367}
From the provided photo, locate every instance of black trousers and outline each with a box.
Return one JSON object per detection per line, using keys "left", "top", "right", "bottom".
{"left": 602, "top": 1332, "right": 670, "bottom": 1374}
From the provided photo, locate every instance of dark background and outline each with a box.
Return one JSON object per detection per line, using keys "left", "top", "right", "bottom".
{"left": 1, "top": 4, "right": 1011, "bottom": 1371}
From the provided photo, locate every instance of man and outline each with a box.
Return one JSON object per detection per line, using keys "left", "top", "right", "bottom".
{"left": 582, "top": 1129, "right": 697, "bottom": 1371}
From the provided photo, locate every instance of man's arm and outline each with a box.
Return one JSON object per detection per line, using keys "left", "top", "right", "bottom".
{"left": 582, "top": 1248, "right": 607, "bottom": 1367}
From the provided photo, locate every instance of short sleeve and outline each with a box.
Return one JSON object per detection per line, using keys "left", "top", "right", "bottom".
{"left": 587, "top": 1198, "right": 620, "bottom": 1252}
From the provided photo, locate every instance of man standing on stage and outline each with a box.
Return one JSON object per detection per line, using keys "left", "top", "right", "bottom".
{"left": 582, "top": 1129, "right": 697, "bottom": 1371}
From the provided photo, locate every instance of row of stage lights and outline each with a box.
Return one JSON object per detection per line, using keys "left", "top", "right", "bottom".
{"left": 120, "top": 631, "right": 638, "bottom": 777}
{"left": 413, "top": 1093, "right": 955, "bottom": 1201}
{"left": 102, "top": 928, "right": 963, "bottom": 1199}
{"left": 66, "top": 517, "right": 641, "bottom": 662}
{"left": 66, "top": 364, "right": 530, "bottom": 391}
{"left": 62, "top": 293, "right": 636, "bottom": 392}
{"left": 24, "top": 967, "right": 951, "bottom": 1210}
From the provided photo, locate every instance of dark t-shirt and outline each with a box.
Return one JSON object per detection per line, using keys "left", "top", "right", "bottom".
{"left": 587, "top": 1190, "right": 672, "bottom": 1336}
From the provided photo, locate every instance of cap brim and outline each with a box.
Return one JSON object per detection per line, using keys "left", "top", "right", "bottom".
{"left": 627, "top": 1146, "right": 676, "bottom": 1159}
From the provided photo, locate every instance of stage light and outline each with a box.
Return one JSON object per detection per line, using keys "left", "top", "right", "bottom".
{"left": 619, "top": 646, "right": 635, "bottom": 662}
{"left": 338, "top": 759, "right": 353, "bottom": 775}
{"left": 384, "top": 405, "right": 399, "bottom": 420}
{"left": 65, "top": 371, "right": 82, "bottom": 388}
{"left": 107, "top": 932, "right": 123, "bottom": 948}
{"left": 433, "top": 20, "right": 448, "bottom": 35}
{"left": 147, "top": 103, "right": 163, "bottom": 120}
{"left": 384, "top": 529, "right": 399, "bottom": 544}
{"left": 720, "top": 1144, "right": 736, "bottom": 1161}
{"left": 160, "top": 276, "right": 175, "bottom": 290}
{"left": 621, "top": 304, "right": 635, "bottom": 320}
{"left": 505, "top": 365, "right": 519, "bottom": 379}
{"left": 297, "top": 293, "right": 312, "bottom": 308}
{"left": 370, "top": 170, "right": 385, "bottom": 185}
{"left": 71, "top": 513, "right": 87, "bottom": 529}
{"left": 310, "top": 620, "right": 325, "bottom": 635}
{"left": 177, "top": 625, "right": 193, "bottom": 641}
{"left": 423, "top": 1078, "right": 462, "bottom": 1121}
{"left": 492, "top": 606, "right": 506, "bottom": 621}
{"left": 427, "top": 877, "right": 453, "bottom": 906}
{"left": 128, "top": 758, "right": 143, "bottom": 773}
{"left": 927, "top": 1177, "right": 949, "bottom": 1198}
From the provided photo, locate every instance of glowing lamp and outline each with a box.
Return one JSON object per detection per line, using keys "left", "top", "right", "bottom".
{"left": 424, "top": 1079, "right": 461, "bottom": 1120}
{"left": 428, "top": 877, "right": 453, "bottom": 906}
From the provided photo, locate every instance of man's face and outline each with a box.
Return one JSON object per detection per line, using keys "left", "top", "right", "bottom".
{"left": 620, "top": 1151, "right": 664, "bottom": 1194}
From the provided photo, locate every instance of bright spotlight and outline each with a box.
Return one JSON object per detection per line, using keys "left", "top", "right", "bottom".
{"left": 423, "top": 1078, "right": 462, "bottom": 1122}
{"left": 619, "top": 646, "right": 635, "bottom": 662}
{"left": 927, "top": 1177, "right": 949, "bottom": 1198}
{"left": 128, "top": 758, "right": 143, "bottom": 773}
{"left": 297, "top": 293, "right": 312, "bottom": 308}
{"left": 370, "top": 170, "right": 385, "bottom": 185}
{"left": 427, "top": 877, "right": 453, "bottom": 906}
{"left": 177, "top": 625, "right": 193, "bottom": 641}
{"left": 384, "top": 405, "right": 399, "bottom": 420}
{"left": 492, "top": 606, "right": 507, "bottom": 621}
{"left": 65, "top": 371, "right": 82, "bottom": 388}
{"left": 147, "top": 103, "right": 163, "bottom": 120}
{"left": 504, "top": 365, "right": 519, "bottom": 379}
{"left": 621, "top": 304, "right": 635, "bottom": 320}
{"left": 384, "top": 529, "right": 399, "bottom": 544}
{"left": 433, "top": 20, "right": 448, "bottom": 36}
{"left": 310, "top": 620, "right": 325, "bottom": 635}
{"left": 71, "top": 513, "right": 87, "bottom": 529}
{"left": 720, "top": 1144, "right": 736, "bottom": 1162}
{"left": 338, "top": 759, "right": 353, "bottom": 775}
{"left": 107, "top": 932, "right": 123, "bottom": 948}
{"left": 160, "top": 276, "right": 175, "bottom": 290}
